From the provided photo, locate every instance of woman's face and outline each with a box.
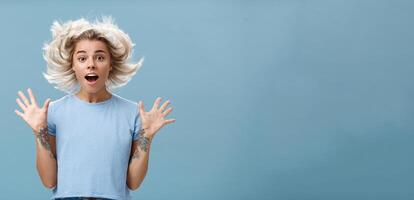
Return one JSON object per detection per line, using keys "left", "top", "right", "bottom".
{"left": 72, "top": 39, "right": 112, "bottom": 94}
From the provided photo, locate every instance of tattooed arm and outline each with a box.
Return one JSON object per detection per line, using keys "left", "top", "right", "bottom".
{"left": 34, "top": 125, "right": 57, "bottom": 189}
{"left": 126, "top": 98, "right": 176, "bottom": 190}
{"left": 15, "top": 88, "right": 57, "bottom": 189}
{"left": 127, "top": 128, "right": 153, "bottom": 190}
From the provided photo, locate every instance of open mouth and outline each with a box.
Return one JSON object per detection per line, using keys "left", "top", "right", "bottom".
{"left": 85, "top": 74, "right": 99, "bottom": 82}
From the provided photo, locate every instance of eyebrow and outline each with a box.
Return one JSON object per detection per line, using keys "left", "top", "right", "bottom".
{"left": 75, "top": 50, "right": 107, "bottom": 55}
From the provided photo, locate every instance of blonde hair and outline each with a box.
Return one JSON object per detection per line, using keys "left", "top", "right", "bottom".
{"left": 43, "top": 17, "right": 143, "bottom": 93}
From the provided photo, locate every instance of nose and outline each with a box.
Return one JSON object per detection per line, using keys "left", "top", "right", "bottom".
{"left": 87, "top": 60, "right": 96, "bottom": 70}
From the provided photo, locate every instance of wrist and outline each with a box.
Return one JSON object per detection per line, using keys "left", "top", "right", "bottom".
{"left": 33, "top": 123, "right": 47, "bottom": 135}
{"left": 139, "top": 127, "right": 154, "bottom": 141}
{"left": 143, "top": 134, "right": 153, "bottom": 142}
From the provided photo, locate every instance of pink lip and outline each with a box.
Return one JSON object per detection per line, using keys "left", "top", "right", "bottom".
{"left": 86, "top": 79, "right": 98, "bottom": 85}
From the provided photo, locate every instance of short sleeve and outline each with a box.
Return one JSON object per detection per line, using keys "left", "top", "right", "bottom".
{"left": 132, "top": 111, "right": 141, "bottom": 141}
{"left": 47, "top": 102, "right": 56, "bottom": 136}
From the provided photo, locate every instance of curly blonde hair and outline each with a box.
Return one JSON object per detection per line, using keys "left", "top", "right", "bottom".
{"left": 43, "top": 17, "right": 143, "bottom": 93}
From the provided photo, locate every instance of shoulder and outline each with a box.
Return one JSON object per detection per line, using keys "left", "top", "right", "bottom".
{"left": 48, "top": 95, "right": 72, "bottom": 112}
{"left": 111, "top": 94, "right": 140, "bottom": 115}
{"left": 111, "top": 94, "right": 138, "bottom": 108}
{"left": 47, "top": 95, "right": 72, "bottom": 122}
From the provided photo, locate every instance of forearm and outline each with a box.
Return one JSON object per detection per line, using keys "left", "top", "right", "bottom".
{"left": 127, "top": 132, "right": 153, "bottom": 190}
{"left": 34, "top": 126, "right": 57, "bottom": 189}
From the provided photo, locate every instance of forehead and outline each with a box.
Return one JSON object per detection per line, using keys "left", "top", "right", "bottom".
{"left": 74, "top": 39, "right": 109, "bottom": 53}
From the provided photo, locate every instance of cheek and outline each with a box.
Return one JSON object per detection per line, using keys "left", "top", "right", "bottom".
{"left": 72, "top": 61, "right": 79, "bottom": 71}
{"left": 103, "top": 68, "right": 111, "bottom": 79}
{"left": 72, "top": 65, "right": 83, "bottom": 79}
{"left": 99, "top": 62, "right": 112, "bottom": 74}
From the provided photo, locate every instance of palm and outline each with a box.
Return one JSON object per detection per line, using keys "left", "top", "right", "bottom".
{"left": 23, "top": 105, "right": 47, "bottom": 129}
{"left": 139, "top": 97, "right": 176, "bottom": 138}
{"left": 15, "top": 88, "right": 51, "bottom": 132}
{"left": 141, "top": 111, "right": 165, "bottom": 133}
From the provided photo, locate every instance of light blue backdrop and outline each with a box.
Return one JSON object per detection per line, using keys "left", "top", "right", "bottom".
{"left": 1, "top": 0, "right": 413, "bottom": 199}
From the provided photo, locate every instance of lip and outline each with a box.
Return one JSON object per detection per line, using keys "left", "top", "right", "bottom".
{"left": 84, "top": 73, "right": 99, "bottom": 86}
{"left": 85, "top": 79, "right": 98, "bottom": 85}
{"left": 85, "top": 72, "right": 99, "bottom": 77}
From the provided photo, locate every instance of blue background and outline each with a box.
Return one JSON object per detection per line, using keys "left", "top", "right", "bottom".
{"left": 1, "top": 0, "right": 413, "bottom": 199}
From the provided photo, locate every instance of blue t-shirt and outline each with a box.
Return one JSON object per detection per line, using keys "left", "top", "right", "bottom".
{"left": 47, "top": 94, "right": 141, "bottom": 200}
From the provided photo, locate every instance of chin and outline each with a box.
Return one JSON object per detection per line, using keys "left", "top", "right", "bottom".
{"left": 80, "top": 84, "right": 106, "bottom": 94}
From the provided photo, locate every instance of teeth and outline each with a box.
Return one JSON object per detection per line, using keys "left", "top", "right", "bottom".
{"left": 85, "top": 73, "right": 99, "bottom": 82}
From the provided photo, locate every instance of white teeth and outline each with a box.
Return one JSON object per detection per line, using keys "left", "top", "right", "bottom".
{"left": 85, "top": 73, "right": 99, "bottom": 82}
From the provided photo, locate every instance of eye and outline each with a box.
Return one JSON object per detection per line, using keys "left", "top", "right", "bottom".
{"left": 96, "top": 55, "right": 105, "bottom": 62}
{"left": 77, "top": 57, "right": 86, "bottom": 62}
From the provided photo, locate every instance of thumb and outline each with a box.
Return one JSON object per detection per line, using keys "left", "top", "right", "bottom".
{"left": 139, "top": 101, "right": 145, "bottom": 114}
{"left": 43, "top": 98, "right": 51, "bottom": 111}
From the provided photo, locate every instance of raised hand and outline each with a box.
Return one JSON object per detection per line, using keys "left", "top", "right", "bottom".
{"left": 15, "top": 88, "right": 51, "bottom": 133}
{"left": 138, "top": 97, "right": 176, "bottom": 139}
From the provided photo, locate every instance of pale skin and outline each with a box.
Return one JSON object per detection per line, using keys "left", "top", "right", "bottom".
{"left": 15, "top": 39, "right": 176, "bottom": 191}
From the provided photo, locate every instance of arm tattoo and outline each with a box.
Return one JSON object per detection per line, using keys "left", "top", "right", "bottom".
{"left": 36, "top": 127, "right": 56, "bottom": 160}
{"left": 138, "top": 128, "right": 150, "bottom": 152}
{"left": 130, "top": 128, "right": 151, "bottom": 161}
{"left": 131, "top": 148, "right": 140, "bottom": 160}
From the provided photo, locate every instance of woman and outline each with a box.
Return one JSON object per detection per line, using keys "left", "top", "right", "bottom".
{"left": 14, "top": 17, "right": 176, "bottom": 200}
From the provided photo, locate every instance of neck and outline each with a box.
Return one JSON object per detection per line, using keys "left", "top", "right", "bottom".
{"left": 76, "top": 88, "right": 112, "bottom": 103}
